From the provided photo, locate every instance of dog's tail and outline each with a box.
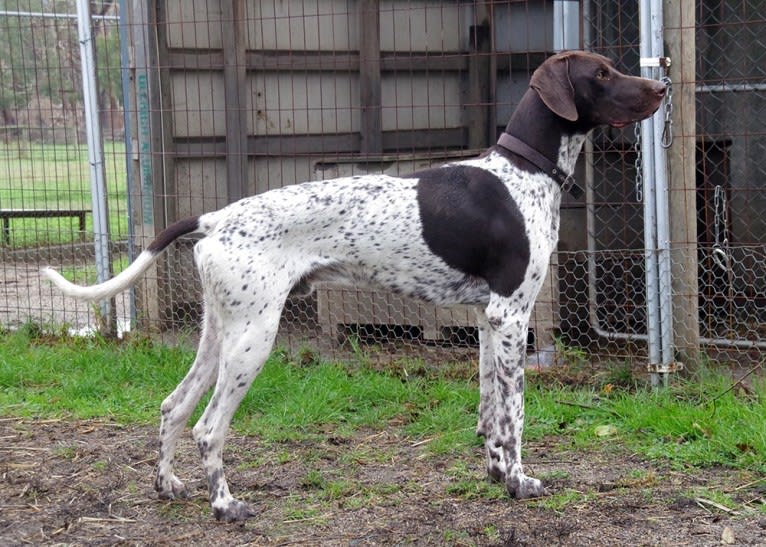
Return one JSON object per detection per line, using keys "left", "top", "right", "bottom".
{"left": 42, "top": 215, "right": 205, "bottom": 302}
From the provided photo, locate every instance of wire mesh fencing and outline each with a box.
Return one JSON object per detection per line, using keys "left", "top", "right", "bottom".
{"left": 1, "top": 1, "right": 764, "bottom": 372}
{"left": 0, "top": 1, "right": 132, "bottom": 334}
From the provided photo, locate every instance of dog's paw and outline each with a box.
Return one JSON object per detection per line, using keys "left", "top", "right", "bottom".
{"left": 506, "top": 474, "right": 547, "bottom": 499}
{"left": 155, "top": 474, "right": 187, "bottom": 500}
{"left": 213, "top": 499, "right": 256, "bottom": 522}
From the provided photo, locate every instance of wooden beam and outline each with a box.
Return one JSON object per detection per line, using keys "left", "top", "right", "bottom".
{"left": 222, "top": 0, "right": 248, "bottom": 203}
{"left": 129, "top": 0, "right": 175, "bottom": 330}
{"left": 358, "top": 0, "right": 382, "bottom": 154}
{"left": 171, "top": 129, "right": 467, "bottom": 159}
{"left": 166, "top": 50, "right": 468, "bottom": 73}
{"left": 467, "top": 3, "right": 492, "bottom": 149}
{"left": 664, "top": 0, "right": 700, "bottom": 361}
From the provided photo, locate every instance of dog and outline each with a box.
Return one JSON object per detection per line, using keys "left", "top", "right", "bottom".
{"left": 43, "top": 51, "right": 666, "bottom": 521}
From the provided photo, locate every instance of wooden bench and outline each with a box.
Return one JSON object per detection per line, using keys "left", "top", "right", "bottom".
{"left": 0, "top": 209, "right": 90, "bottom": 244}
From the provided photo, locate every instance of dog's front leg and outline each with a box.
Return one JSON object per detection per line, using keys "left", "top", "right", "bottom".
{"left": 475, "top": 310, "right": 495, "bottom": 435}
{"left": 483, "top": 293, "right": 546, "bottom": 499}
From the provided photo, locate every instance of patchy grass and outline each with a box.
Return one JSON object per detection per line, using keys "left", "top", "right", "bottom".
{"left": 524, "top": 357, "right": 766, "bottom": 474}
{"left": 528, "top": 488, "right": 594, "bottom": 513}
{"left": 2, "top": 327, "right": 766, "bottom": 544}
{"left": 0, "top": 327, "right": 481, "bottom": 455}
{"left": 1, "top": 326, "right": 765, "bottom": 481}
{"left": 445, "top": 461, "right": 506, "bottom": 500}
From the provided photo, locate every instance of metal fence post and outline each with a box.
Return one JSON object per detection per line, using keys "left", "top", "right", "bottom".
{"left": 75, "top": 0, "right": 114, "bottom": 335}
{"left": 118, "top": 0, "right": 137, "bottom": 329}
{"left": 640, "top": 0, "right": 676, "bottom": 386}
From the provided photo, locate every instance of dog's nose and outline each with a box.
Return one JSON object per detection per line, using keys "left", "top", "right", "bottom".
{"left": 653, "top": 82, "right": 667, "bottom": 97}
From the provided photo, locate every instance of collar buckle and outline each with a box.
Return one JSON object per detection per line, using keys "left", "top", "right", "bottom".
{"left": 560, "top": 173, "right": 583, "bottom": 198}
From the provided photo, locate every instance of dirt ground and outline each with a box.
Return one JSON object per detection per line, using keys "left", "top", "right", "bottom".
{"left": 1, "top": 418, "right": 765, "bottom": 546}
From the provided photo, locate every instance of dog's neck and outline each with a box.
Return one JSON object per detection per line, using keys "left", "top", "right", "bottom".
{"left": 503, "top": 89, "right": 587, "bottom": 179}
{"left": 556, "top": 134, "right": 586, "bottom": 176}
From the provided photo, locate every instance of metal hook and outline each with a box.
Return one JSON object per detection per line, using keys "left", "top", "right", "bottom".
{"left": 712, "top": 245, "right": 730, "bottom": 272}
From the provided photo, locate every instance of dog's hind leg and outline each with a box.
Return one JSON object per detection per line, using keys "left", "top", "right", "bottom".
{"left": 154, "top": 303, "right": 221, "bottom": 500}
{"left": 192, "top": 296, "right": 285, "bottom": 522}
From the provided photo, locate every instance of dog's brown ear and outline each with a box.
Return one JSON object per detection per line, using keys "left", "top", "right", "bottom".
{"left": 530, "top": 55, "right": 578, "bottom": 122}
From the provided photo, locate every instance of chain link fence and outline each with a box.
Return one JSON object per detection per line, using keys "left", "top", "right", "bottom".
{"left": 1, "top": 1, "right": 764, "bottom": 371}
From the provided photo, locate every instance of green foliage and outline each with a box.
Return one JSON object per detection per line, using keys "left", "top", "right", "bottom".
{"left": 0, "top": 1, "right": 123, "bottom": 113}
{"left": 233, "top": 350, "right": 479, "bottom": 449}
{"left": 0, "top": 327, "right": 480, "bottom": 452}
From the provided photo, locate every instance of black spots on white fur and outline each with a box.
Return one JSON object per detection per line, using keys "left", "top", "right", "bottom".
{"left": 197, "top": 439, "right": 210, "bottom": 457}
{"left": 515, "top": 374, "right": 525, "bottom": 392}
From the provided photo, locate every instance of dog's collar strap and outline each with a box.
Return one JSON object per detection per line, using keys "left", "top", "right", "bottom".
{"left": 496, "top": 132, "right": 583, "bottom": 198}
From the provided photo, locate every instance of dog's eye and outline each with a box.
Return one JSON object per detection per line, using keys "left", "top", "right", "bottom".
{"left": 596, "top": 68, "right": 610, "bottom": 80}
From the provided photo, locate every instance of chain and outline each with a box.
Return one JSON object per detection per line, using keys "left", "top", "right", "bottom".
{"left": 660, "top": 76, "right": 673, "bottom": 148}
{"left": 712, "top": 185, "right": 730, "bottom": 272}
{"left": 633, "top": 121, "right": 643, "bottom": 202}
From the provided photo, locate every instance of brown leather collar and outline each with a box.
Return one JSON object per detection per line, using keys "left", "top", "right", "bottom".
{"left": 496, "top": 132, "right": 583, "bottom": 198}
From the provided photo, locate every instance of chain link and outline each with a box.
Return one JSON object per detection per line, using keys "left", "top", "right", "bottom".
{"left": 635, "top": 71, "right": 672, "bottom": 202}
{"left": 660, "top": 76, "right": 673, "bottom": 148}
{"left": 712, "top": 184, "right": 730, "bottom": 272}
{"left": 633, "top": 121, "right": 643, "bottom": 202}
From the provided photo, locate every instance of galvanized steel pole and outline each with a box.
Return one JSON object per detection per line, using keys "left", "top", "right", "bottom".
{"left": 75, "top": 0, "right": 113, "bottom": 333}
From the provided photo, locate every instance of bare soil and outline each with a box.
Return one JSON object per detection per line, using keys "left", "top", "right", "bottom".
{"left": 1, "top": 418, "right": 765, "bottom": 546}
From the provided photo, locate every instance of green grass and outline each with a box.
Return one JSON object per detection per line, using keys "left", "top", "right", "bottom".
{"left": 0, "top": 327, "right": 189, "bottom": 421}
{"left": 523, "top": 367, "right": 766, "bottom": 473}
{"left": 0, "top": 327, "right": 482, "bottom": 451}
{"left": 0, "top": 140, "right": 129, "bottom": 248}
{"left": 1, "top": 326, "right": 765, "bottom": 477}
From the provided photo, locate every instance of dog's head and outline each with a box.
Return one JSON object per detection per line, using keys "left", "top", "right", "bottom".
{"left": 530, "top": 51, "right": 667, "bottom": 130}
